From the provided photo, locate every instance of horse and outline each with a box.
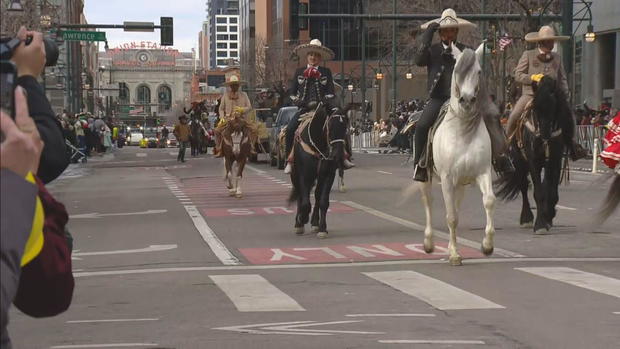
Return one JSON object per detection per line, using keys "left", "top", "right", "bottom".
{"left": 288, "top": 103, "right": 349, "bottom": 239}
{"left": 337, "top": 107, "right": 356, "bottom": 193}
{"left": 495, "top": 76, "right": 568, "bottom": 234}
{"left": 404, "top": 44, "right": 496, "bottom": 266}
{"left": 189, "top": 114, "right": 205, "bottom": 156}
{"left": 221, "top": 111, "right": 253, "bottom": 198}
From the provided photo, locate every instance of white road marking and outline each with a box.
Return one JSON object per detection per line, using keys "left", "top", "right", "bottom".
{"left": 516, "top": 267, "right": 620, "bottom": 298}
{"left": 364, "top": 271, "right": 504, "bottom": 310}
{"left": 136, "top": 153, "right": 147, "bottom": 157}
{"left": 346, "top": 314, "right": 435, "bottom": 317}
{"left": 73, "top": 257, "right": 620, "bottom": 278}
{"left": 72, "top": 245, "right": 177, "bottom": 258}
{"left": 377, "top": 170, "right": 393, "bottom": 175}
{"left": 70, "top": 209, "right": 167, "bottom": 219}
{"left": 556, "top": 205, "right": 578, "bottom": 211}
{"left": 343, "top": 200, "right": 525, "bottom": 258}
{"left": 613, "top": 312, "right": 620, "bottom": 315}
{"left": 183, "top": 205, "right": 241, "bottom": 265}
{"left": 67, "top": 318, "right": 159, "bottom": 324}
{"left": 50, "top": 344, "right": 158, "bottom": 348}
{"left": 379, "top": 340, "right": 485, "bottom": 345}
{"left": 213, "top": 320, "right": 382, "bottom": 336}
{"left": 210, "top": 274, "right": 305, "bottom": 312}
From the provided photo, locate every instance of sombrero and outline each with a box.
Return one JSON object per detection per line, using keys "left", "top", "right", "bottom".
{"left": 525, "top": 25, "right": 569, "bottom": 42}
{"left": 221, "top": 74, "right": 246, "bottom": 86}
{"left": 421, "top": 8, "right": 476, "bottom": 30}
{"left": 294, "top": 39, "right": 335, "bottom": 61}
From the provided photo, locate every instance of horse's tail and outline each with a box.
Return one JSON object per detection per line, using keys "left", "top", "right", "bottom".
{"left": 287, "top": 172, "right": 298, "bottom": 204}
{"left": 398, "top": 181, "right": 424, "bottom": 207}
{"left": 596, "top": 174, "right": 620, "bottom": 223}
{"left": 494, "top": 148, "right": 528, "bottom": 201}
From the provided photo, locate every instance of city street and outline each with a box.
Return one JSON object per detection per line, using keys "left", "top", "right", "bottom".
{"left": 9, "top": 147, "right": 620, "bottom": 349}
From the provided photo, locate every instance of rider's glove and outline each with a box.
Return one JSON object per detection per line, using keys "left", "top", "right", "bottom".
{"left": 531, "top": 74, "right": 544, "bottom": 83}
{"left": 421, "top": 22, "right": 440, "bottom": 46}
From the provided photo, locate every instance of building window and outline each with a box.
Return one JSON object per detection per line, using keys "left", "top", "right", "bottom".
{"left": 119, "top": 83, "right": 130, "bottom": 105}
{"left": 229, "top": 26, "right": 238, "bottom": 32}
{"left": 217, "top": 34, "right": 228, "bottom": 40}
{"left": 229, "top": 43, "right": 238, "bottom": 49}
{"left": 216, "top": 17, "right": 227, "bottom": 23}
{"left": 230, "top": 51, "right": 238, "bottom": 57}
{"left": 157, "top": 85, "right": 172, "bottom": 112}
{"left": 229, "top": 17, "right": 237, "bottom": 24}
{"left": 217, "top": 60, "right": 228, "bottom": 66}
{"left": 217, "top": 25, "right": 227, "bottom": 32}
{"left": 230, "top": 34, "right": 238, "bottom": 40}
{"left": 217, "top": 51, "right": 227, "bottom": 57}
{"left": 136, "top": 85, "right": 151, "bottom": 114}
{"left": 217, "top": 43, "right": 227, "bottom": 49}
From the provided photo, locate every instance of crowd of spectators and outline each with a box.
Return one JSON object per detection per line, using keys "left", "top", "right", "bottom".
{"left": 56, "top": 110, "right": 125, "bottom": 160}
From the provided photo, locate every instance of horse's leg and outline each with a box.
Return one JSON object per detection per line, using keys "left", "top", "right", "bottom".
{"left": 316, "top": 164, "right": 337, "bottom": 239}
{"left": 519, "top": 172, "right": 534, "bottom": 228}
{"left": 225, "top": 158, "right": 235, "bottom": 194}
{"left": 530, "top": 165, "right": 547, "bottom": 234}
{"left": 310, "top": 183, "right": 321, "bottom": 234}
{"left": 477, "top": 172, "right": 496, "bottom": 256}
{"left": 338, "top": 167, "right": 346, "bottom": 193}
{"left": 547, "top": 147, "right": 563, "bottom": 226}
{"left": 420, "top": 181, "right": 434, "bottom": 253}
{"left": 440, "top": 180, "right": 462, "bottom": 266}
{"left": 235, "top": 157, "right": 245, "bottom": 198}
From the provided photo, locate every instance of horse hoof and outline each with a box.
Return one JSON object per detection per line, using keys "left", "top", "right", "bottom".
{"left": 235, "top": 193, "right": 242, "bottom": 198}
{"left": 423, "top": 239, "right": 434, "bottom": 254}
{"left": 294, "top": 227, "right": 304, "bottom": 235}
{"left": 317, "top": 231, "right": 328, "bottom": 239}
{"left": 481, "top": 245, "right": 494, "bottom": 256}
{"left": 534, "top": 228, "right": 549, "bottom": 235}
{"left": 339, "top": 186, "right": 347, "bottom": 193}
{"left": 449, "top": 256, "right": 463, "bottom": 266}
{"left": 520, "top": 222, "right": 534, "bottom": 229}
{"left": 228, "top": 190, "right": 236, "bottom": 197}
{"left": 311, "top": 226, "right": 319, "bottom": 234}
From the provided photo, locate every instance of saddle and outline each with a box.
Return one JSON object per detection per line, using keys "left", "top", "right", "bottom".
{"left": 508, "top": 100, "right": 562, "bottom": 159}
{"left": 418, "top": 102, "right": 450, "bottom": 171}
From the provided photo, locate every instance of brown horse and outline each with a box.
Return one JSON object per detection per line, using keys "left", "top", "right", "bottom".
{"left": 221, "top": 113, "right": 254, "bottom": 198}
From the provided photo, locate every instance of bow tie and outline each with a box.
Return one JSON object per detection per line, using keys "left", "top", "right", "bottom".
{"left": 537, "top": 53, "right": 554, "bottom": 63}
{"left": 303, "top": 67, "right": 321, "bottom": 79}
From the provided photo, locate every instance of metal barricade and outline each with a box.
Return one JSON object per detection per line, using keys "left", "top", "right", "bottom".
{"left": 575, "top": 125, "right": 606, "bottom": 155}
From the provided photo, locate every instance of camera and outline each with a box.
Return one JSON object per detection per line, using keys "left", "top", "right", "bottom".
{"left": 0, "top": 34, "right": 59, "bottom": 67}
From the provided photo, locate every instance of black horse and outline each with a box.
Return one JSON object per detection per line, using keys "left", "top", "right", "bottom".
{"left": 496, "top": 76, "right": 571, "bottom": 234}
{"left": 288, "top": 103, "right": 349, "bottom": 239}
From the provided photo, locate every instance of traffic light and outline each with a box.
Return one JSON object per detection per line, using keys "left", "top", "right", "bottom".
{"left": 160, "top": 17, "right": 173, "bottom": 46}
{"left": 289, "top": 0, "right": 308, "bottom": 40}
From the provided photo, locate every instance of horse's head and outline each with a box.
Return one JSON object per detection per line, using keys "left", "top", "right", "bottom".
{"left": 326, "top": 106, "right": 350, "bottom": 162}
{"left": 533, "top": 76, "right": 562, "bottom": 138}
{"left": 451, "top": 46, "right": 482, "bottom": 111}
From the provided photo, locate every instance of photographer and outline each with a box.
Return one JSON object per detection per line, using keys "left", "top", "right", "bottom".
{"left": 11, "top": 27, "right": 69, "bottom": 184}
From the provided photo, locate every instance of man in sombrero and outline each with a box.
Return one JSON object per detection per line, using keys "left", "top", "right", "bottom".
{"left": 507, "top": 25, "right": 585, "bottom": 160}
{"left": 284, "top": 39, "right": 354, "bottom": 174}
{"left": 412, "top": 8, "right": 514, "bottom": 182}
{"left": 214, "top": 74, "right": 253, "bottom": 157}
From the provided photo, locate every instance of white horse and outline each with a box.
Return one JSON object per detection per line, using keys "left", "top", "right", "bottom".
{"left": 411, "top": 44, "right": 496, "bottom": 266}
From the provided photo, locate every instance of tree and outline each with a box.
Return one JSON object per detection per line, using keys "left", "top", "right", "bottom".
{"left": 254, "top": 36, "right": 296, "bottom": 99}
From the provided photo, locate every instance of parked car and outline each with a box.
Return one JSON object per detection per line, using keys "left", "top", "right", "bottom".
{"left": 127, "top": 132, "right": 144, "bottom": 146}
{"left": 166, "top": 134, "right": 178, "bottom": 147}
{"left": 269, "top": 106, "right": 298, "bottom": 169}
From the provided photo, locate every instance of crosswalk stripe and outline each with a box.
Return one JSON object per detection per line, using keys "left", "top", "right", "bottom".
{"left": 364, "top": 271, "right": 504, "bottom": 310}
{"left": 516, "top": 267, "right": 620, "bottom": 298}
{"left": 209, "top": 274, "right": 305, "bottom": 312}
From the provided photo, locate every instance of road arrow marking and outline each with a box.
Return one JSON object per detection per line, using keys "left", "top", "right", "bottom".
{"left": 213, "top": 320, "right": 383, "bottom": 336}
{"left": 70, "top": 209, "right": 168, "bottom": 219}
{"left": 72, "top": 244, "right": 177, "bottom": 260}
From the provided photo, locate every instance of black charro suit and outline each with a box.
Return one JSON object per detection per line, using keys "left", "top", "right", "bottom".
{"left": 285, "top": 65, "right": 336, "bottom": 156}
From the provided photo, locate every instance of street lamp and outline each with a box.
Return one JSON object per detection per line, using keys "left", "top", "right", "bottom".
{"left": 405, "top": 71, "right": 413, "bottom": 80}
{"left": 375, "top": 71, "right": 384, "bottom": 80}
{"left": 347, "top": 84, "right": 354, "bottom": 91}
{"left": 585, "top": 24, "right": 596, "bottom": 42}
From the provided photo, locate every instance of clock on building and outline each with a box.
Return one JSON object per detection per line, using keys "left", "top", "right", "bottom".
{"left": 137, "top": 52, "right": 150, "bottom": 64}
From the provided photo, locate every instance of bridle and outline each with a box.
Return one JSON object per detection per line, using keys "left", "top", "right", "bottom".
{"left": 304, "top": 103, "right": 347, "bottom": 160}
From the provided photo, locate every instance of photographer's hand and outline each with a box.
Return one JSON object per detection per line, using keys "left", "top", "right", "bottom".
{"left": 0, "top": 87, "right": 44, "bottom": 177}
{"left": 13, "top": 26, "right": 46, "bottom": 78}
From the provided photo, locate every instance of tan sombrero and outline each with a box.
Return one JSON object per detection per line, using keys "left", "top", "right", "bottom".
{"left": 294, "top": 39, "right": 335, "bottom": 61}
{"left": 421, "top": 8, "right": 476, "bottom": 30}
{"left": 525, "top": 25, "right": 569, "bottom": 42}
{"left": 221, "top": 74, "right": 246, "bottom": 87}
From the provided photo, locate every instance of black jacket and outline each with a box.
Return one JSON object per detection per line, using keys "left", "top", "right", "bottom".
{"left": 17, "top": 76, "right": 69, "bottom": 184}
{"left": 414, "top": 29, "right": 468, "bottom": 99}
{"left": 287, "top": 66, "right": 335, "bottom": 108}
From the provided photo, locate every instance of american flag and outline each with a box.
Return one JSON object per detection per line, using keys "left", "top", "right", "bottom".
{"left": 498, "top": 34, "right": 513, "bottom": 51}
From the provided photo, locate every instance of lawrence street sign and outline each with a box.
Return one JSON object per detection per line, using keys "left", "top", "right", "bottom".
{"left": 61, "top": 30, "right": 106, "bottom": 42}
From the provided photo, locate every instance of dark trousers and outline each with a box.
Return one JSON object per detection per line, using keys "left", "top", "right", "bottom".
{"left": 178, "top": 141, "right": 188, "bottom": 161}
{"left": 414, "top": 97, "right": 448, "bottom": 165}
{"left": 285, "top": 110, "right": 304, "bottom": 157}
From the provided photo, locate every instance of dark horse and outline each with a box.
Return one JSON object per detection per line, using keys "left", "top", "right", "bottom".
{"left": 288, "top": 103, "right": 349, "bottom": 239}
{"left": 496, "top": 76, "right": 571, "bottom": 234}
{"left": 185, "top": 101, "right": 208, "bottom": 156}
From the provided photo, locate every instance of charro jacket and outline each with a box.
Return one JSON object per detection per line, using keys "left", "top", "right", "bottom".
{"left": 514, "top": 49, "right": 569, "bottom": 98}
{"left": 288, "top": 66, "right": 335, "bottom": 108}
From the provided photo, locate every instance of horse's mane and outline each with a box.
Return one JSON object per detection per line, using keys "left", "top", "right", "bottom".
{"left": 533, "top": 76, "right": 568, "bottom": 139}
{"left": 453, "top": 49, "right": 487, "bottom": 135}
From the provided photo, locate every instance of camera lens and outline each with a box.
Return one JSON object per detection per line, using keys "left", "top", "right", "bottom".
{"left": 43, "top": 37, "right": 59, "bottom": 67}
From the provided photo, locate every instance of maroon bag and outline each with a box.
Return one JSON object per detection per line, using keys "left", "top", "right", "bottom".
{"left": 13, "top": 177, "right": 74, "bottom": 317}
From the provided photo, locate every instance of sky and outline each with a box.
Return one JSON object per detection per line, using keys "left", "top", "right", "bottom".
{"left": 83, "top": 0, "right": 205, "bottom": 53}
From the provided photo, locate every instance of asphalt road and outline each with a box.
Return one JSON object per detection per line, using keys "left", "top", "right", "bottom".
{"left": 9, "top": 146, "right": 619, "bottom": 349}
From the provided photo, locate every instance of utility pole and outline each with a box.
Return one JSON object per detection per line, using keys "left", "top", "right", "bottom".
{"left": 391, "top": 0, "right": 397, "bottom": 113}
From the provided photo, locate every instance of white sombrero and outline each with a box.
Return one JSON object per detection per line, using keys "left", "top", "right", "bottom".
{"left": 294, "top": 39, "right": 335, "bottom": 61}
{"left": 221, "top": 74, "right": 246, "bottom": 87}
{"left": 525, "top": 25, "right": 569, "bottom": 42}
{"left": 421, "top": 8, "right": 476, "bottom": 30}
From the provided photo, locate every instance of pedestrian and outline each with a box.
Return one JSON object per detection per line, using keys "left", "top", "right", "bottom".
{"left": 507, "top": 25, "right": 586, "bottom": 161}
{"left": 74, "top": 117, "right": 85, "bottom": 151}
{"left": 174, "top": 115, "right": 191, "bottom": 162}
{"left": 411, "top": 8, "right": 513, "bottom": 182}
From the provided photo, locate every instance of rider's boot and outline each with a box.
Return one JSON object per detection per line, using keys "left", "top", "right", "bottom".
{"left": 413, "top": 164, "right": 428, "bottom": 182}
{"left": 284, "top": 162, "right": 292, "bottom": 174}
{"left": 493, "top": 153, "right": 515, "bottom": 174}
{"left": 343, "top": 151, "right": 355, "bottom": 169}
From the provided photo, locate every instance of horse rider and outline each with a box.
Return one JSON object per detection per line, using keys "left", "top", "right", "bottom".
{"left": 507, "top": 25, "right": 586, "bottom": 161}
{"left": 412, "top": 8, "right": 515, "bottom": 182}
{"left": 284, "top": 39, "right": 355, "bottom": 174}
{"left": 215, "top": 74, "right": 253, "bottom": 157}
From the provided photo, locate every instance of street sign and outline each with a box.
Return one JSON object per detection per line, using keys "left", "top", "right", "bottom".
{"left": 61, "top": 30, "right": 106, "bottom": 42}
{"left": 124, "top": 21, "right": 154, "bottom": 32}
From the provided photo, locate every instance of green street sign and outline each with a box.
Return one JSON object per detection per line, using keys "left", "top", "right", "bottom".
{"left": 61, "top": 30, "right": 106, "bottom": 42}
